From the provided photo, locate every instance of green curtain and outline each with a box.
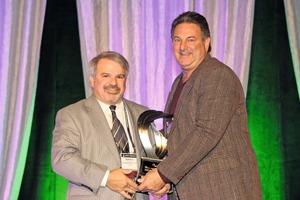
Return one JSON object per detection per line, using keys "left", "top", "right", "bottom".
{"left": 247, "top": 0, "right": 300, "bottom": 199}
{"left": 19, "top": 0, "right": 300, "bottom": 199}
{"left": 19, "top": 0, "right": 84, "bottom": 199}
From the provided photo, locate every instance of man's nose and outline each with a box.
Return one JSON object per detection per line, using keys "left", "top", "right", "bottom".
{"left": 180, "top": 41, "right": 188, "bottom": 50}
{"left": 109, "top": 77, "right": 117, "bottom": 85}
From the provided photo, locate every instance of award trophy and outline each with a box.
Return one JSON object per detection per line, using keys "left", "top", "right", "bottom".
{"left": 137, "top": 110, "right": 173, "bottom": 177}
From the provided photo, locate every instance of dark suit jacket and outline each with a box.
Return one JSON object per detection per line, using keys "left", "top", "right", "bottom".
{"left": 51, "top": 95, "right": 148, "bottom": 200}
{"left": 158, "top": 54, "right": 262, "bottom": 200}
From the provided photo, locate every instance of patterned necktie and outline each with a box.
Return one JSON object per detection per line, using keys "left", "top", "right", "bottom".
{"left": 109, "top": 105, "right": 129, "bottom": 153}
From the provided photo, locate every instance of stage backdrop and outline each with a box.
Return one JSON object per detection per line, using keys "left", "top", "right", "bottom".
{"left": 76, "top": 0, "right": 255, "bottom": 108}
{"left": 0, "top": 1, "right": 46, "bottom": 200}
{"left": 0, "top": 0, "right": 299, "bottom": 200}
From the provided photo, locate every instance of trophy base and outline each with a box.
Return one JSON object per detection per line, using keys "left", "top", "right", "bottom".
{"left": 139, "top": 157, "right": 162, "bottom": 176}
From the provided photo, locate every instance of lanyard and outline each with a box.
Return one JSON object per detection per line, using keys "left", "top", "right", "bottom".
{"left": 123, "top": 101, "right": 136, "bottom": 153}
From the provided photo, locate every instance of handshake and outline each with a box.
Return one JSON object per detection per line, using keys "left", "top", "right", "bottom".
{"left": 120, "top": 168, "right": 171, "bottom": 200}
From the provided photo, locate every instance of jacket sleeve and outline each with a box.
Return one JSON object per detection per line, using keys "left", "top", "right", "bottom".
{"left": 51, "top": 108, "right": 107, "bottom": 193}
{"left": 158, "top": 64, "right": 242, "bottom": 185}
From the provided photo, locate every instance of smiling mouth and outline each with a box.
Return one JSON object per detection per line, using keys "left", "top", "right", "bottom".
{"left": 179, "top": 51, "right": 191, "bottom": 56}
{"left": 106, "top": 89, "right": 120, "bottom": 94}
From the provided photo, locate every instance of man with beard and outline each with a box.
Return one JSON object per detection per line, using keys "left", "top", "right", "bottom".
{"left": 51, "top": 51, "right": 169, "bottom": 199}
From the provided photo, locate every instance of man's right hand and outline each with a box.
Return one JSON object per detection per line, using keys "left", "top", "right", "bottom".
{"left": 106, "top": 168, "right": 138, "bottom": 199}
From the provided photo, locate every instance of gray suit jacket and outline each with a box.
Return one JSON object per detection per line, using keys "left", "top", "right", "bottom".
{"left": 51, "top": 95, "right": 148, "bottom": 200}
{"left": 158, "top": 54, "right": 262, "bottom": 200}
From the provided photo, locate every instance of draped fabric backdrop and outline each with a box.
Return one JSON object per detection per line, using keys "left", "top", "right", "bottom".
{"left": 76, "top": 0, "right": 255, "bottom": 110}
{"left": 284, "top": 0, "right": 300, "bottom": 100}
{"left": 0, "top": 1, "right": 47, "bottom": 200}
{"left": 0, "top": 0, "right": 300, "bottom": 199}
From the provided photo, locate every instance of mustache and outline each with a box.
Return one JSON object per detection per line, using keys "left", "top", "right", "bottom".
{"left": 179, "top": 50, "right": 192, "bottom": 54}
{"left": 104, "top": 84, "right": 120, "bottom": 90}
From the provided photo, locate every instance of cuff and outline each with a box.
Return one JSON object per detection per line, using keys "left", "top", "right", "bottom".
{"left": 157, "top": 169, "right": 170, "bottom": 183}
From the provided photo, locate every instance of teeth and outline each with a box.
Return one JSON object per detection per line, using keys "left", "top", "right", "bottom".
{"left": 180, "top": 52, "right": 189, "bottom": 55}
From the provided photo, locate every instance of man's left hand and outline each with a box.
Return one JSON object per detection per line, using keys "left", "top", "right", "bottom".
{"left": 137, "top": 168, "right": 166, "bottom": 193}
{"left": 149, "top": 183, "right": 171, "bottom": 199}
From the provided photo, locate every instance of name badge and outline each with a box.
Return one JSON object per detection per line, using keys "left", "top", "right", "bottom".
{"left": 121, "top": 153, "right": 138, "bottom": 170}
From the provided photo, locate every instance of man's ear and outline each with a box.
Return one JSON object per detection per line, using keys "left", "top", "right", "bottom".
{"left": 205, "top": 37, "right": 211, "bottom": 52}
{"left": 89, "top": 75, "right": 94, "bottom": 88}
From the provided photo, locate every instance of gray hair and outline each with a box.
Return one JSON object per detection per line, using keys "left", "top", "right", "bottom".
{"left": 89, "top": 51, "right": 129, "bottom": 77}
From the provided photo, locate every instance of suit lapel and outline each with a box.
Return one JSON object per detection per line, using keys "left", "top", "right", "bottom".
{"left": 123, "top": 100, "right": 143, "bottom": 168}
{"left": 165, "top": 75, "right": 182, "bottom": 113}
{"left": 85, "top": 95, "right": 121, "bottom": 163}
{"left": 167, "top": 55, "right": 210, "bottom": 124}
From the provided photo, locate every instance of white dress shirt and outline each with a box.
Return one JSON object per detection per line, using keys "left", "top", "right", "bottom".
{"left": 97, "top": 99, "right": 135, "bottom": 186}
